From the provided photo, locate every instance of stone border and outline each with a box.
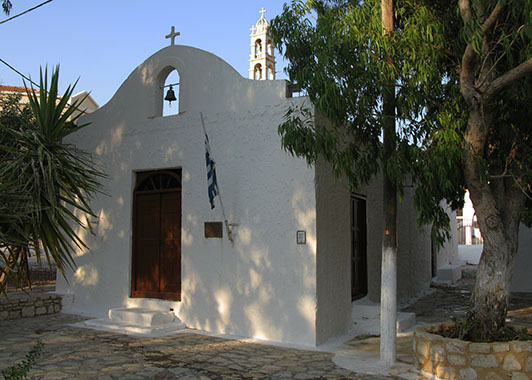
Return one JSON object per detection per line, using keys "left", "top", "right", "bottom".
{"left": 0, "top": 293, "right": 62, "bottom": 320}
{"left": 414, "top": 323, "right": 532, "bottom": 379}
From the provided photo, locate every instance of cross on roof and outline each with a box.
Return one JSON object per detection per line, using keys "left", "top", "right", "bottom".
{"left": 250, "top": 25, "right": 256, "bottom": 34}
{"left": 165, "top": 26, "right": 180, "bottom": 46}
{"left": 259, "top": 8, "right": 267, "bottom": 18}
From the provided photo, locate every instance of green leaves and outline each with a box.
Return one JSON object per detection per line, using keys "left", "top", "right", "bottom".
{"left": 1, "top": 0, "right": 11, "bottom": 15}
{"left": 0, "top": 66, "right": 105, "bottom": 295}
{"left": 271, "top": 0, "right": 465, "bottom": 239}
{"left": 274, "top": 0, "right": 532, "bottom": 342}
{"left": 272, "top": 0, "right": 532, "bottom": 249}
{"left": 1, "top": 341, "right": 43, "bottom": 380}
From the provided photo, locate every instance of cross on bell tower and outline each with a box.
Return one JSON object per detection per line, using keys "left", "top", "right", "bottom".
{"left": 249, "top": 8, "right": 276, "bottom": 80}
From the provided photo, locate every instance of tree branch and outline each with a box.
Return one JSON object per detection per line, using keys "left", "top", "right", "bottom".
{"left": 459, "top": 0, "right": 472, "bottom": 23}
{"left": 460, "top": 43, "right": 478, "bottom": 106}
{"left": 478, "top": 26, "right": 524, "bottom": 91}
{"left": 485, "top": 57, "right": 532, "bottom": 100}
{"left": 459, "top": 0, "right": 480, "bottom": 106}
{"left": 460, "top": 1, "right": 507, "bottom": 104}
{"left": 504, "top": 173, "right": 528, "bottom": 233}
{"left": 482, "top": 1, "right": 505, "bottom": 33}
{"left": 479, "top": 2, "right": 505, "bottom": 78}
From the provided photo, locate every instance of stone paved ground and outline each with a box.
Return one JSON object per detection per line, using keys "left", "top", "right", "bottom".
{"left": 0, "top": 313, "right": 397, "bottom": 380}
{"left": 400, "top": 266, "right": 477, "bottom": 325}
{"left": 400, "top": 265, "right": 532, "bottom": 328}
{"left": 1, "top": 266, "right": 531, "bottom": 380}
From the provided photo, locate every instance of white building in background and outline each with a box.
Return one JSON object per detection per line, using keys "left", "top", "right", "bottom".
{"left": 55, "top": 13, "right": 459, "bottom": 347}
{"left": 457, "top": 190, "right": 532, "bottom": 292}
{"left": 457, "top": 190, "right": 483, "bottom": 246}
{"left": 71, "top": 91, "right": 99, "bottom": 115}
{"left": 0, "top": 85, "right": 98, "bottom": 117}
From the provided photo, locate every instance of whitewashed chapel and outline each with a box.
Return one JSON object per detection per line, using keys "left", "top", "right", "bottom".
{"left": 57, "top": 11, "right": 458, "bottom": 346}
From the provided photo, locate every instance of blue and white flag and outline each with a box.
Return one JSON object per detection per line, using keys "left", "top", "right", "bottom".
{"left": 205, "top": 133, "right": 218, "bottom": 209}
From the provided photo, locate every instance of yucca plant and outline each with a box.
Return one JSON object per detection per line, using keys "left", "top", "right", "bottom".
{"left": 0, "top": 66, "right": 105, "bottom": 295}
{"left": 0, "top": 179, "right": 33, "bottom": 289}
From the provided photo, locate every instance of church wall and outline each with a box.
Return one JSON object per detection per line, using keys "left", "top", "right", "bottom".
{"left": 315, "top": 157, "right": 352, "bottom": 345}
{"left": 53, "top": 43, "right": 462, "bottom": 347}
{"left": 314, "top": 159, "right": 446, "bottom": 343}
{"left": 511, "top": 225, "right": 532, "bottom": 292}
{"left": 56, "top": 45, "right": 319, "bottom": 347}
{"left": 396, "top": 186, "right": 433, "bottom": 301}
{"left": 313, "top": 156, "right": 443, "bottom": 344}
{"left": 363, "top": 173, "right": 385, "bottom": 303}
{"left": 362, "top": 175, "right": 435, "bottom": 303}
{"left": 435, "top": 204, "right": 460, "bottom": 269}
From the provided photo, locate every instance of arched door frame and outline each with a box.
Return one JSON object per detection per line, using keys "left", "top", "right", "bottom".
{"left": 131, "top": 169, "right": 182, "bottom": 301}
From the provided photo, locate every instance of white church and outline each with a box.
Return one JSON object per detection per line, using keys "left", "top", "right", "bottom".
{"left": 57, "top": 10, "right": 459, "bottom": 347}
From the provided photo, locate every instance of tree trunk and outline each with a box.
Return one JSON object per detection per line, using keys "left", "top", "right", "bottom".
{"left": 380, "top": 0, "right": 397, "bottom": 364}
{"left": 467, "top": 232, "right": 519, "bottom": 339}
{"left": 380, "top": 165, "right": 397, "bottom": 363}
{"left": 463, "top": 106, "right": 525, "bottom": 340}
{"left": 0, "top": 246, "right": 26, "bottom": 293}
{"left": 457, "top": 0, "right": 532, "bottom": 341}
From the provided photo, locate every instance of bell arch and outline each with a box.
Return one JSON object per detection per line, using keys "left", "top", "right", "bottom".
{"left": 152, "top": 65, "right": 182, "bottom": 118}
{"left": 267, "top": 39, "right": 274, "bottom": 55}
{"left": 254, "top": 39, "right": 263, "bottom": 57}
{"left": 162, "top": 69, "right": 180, "bottom": 116}
{"left": 253, "top": 63, "right": 262, "bottom": 80}
{"left": 267, "top": 64, "right": 274, "bottom": 80}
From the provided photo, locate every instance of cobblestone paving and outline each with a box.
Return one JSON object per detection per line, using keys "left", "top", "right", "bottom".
{"left": 0, "top": 313, "right": 396, "bottom": 380}
{"left": 400, "top": 266, "right": 532, "bottom": 328}
{"left": 400, "top": 268, "right": 476, "bottom": 324}
{"left": 2, "top": 266, "right": 531, "bottom": 380}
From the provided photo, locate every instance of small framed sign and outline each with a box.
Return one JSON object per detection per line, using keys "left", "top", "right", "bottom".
{"left": 296, "top": 230, "right": 306, "bottom": 244}
{"left": 205, "top": 222, "right": 223, "bottom": 238}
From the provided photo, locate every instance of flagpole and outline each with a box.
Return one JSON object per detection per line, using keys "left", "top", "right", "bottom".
{"left": 200, "top": 112, "right": 234, "bottom": 243}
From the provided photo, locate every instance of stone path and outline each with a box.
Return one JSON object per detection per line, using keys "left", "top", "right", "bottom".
{"left": 0, "top": 313, "right": 394, "bottom": 380}
{"left": 1, "top": 266, "right": 531, "bottom": 380}
{"left": 400, "top": 267, "right": 477, "bottom": 325}
{"left": 401, "top": 266, "right": 532, "bottom": 328}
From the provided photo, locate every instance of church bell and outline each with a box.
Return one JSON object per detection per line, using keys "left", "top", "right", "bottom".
{"left": 164, "top": 86, "right": 177, "bottom": 104}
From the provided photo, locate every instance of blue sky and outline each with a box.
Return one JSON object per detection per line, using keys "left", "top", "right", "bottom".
{"left": 0, "top": 0, "right": 290, "bottom": 106}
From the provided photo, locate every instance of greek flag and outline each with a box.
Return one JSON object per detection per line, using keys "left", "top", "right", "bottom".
{"left": 205, "top": 133, "right": 218, "bottom": 209}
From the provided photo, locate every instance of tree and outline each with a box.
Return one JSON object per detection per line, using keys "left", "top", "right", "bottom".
{"left": 0, "top": 93, "right": 35, "bottom": 285}
{"left": 270, "top": 0, "right": 460, "bottom": 361}
{"left": 271, "top": 0, "right": 532, "bottom": 343}
{"left": 456, "top": 0, "right": 532, "bottom": 340}
{"left": 0, "top": 67, "right": 105, "bottom": 295}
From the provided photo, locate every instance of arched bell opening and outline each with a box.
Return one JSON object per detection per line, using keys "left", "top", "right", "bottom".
{"left": 254, "top": 39, "right": 263, "bottom": 58}
{"left": 162, "top": 69, "right": 180, "bottom": 117}
{"left": 267, "top": 39, "right": 274, "bottom": 56}
{"left": 267, "top": 65, "right": 274, "bottom": 80}
{"left": 254, "top": 63, "right": 262, "bottom": 80}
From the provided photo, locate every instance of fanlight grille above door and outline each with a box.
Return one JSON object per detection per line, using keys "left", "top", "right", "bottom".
{"left": 135, "top": 170, "right": 182, "bottom": 192}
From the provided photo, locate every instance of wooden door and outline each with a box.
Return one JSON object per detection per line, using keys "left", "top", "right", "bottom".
{"left": 132, "top": 170, "right": 182, "bottom": 301}
{"left": 351, "top": 195, "right": 368, "bottom": 301}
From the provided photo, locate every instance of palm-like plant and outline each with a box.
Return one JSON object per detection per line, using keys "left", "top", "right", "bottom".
{"left": 0, "top": 67, "right": 105, "bottom": 295}
{"left": 2, "top": 0, "right": 11, "bottom": 15}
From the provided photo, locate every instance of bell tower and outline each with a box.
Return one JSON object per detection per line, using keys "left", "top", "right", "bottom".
{"left": 249, "top": 8, "right": 276, "bottom": 80}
